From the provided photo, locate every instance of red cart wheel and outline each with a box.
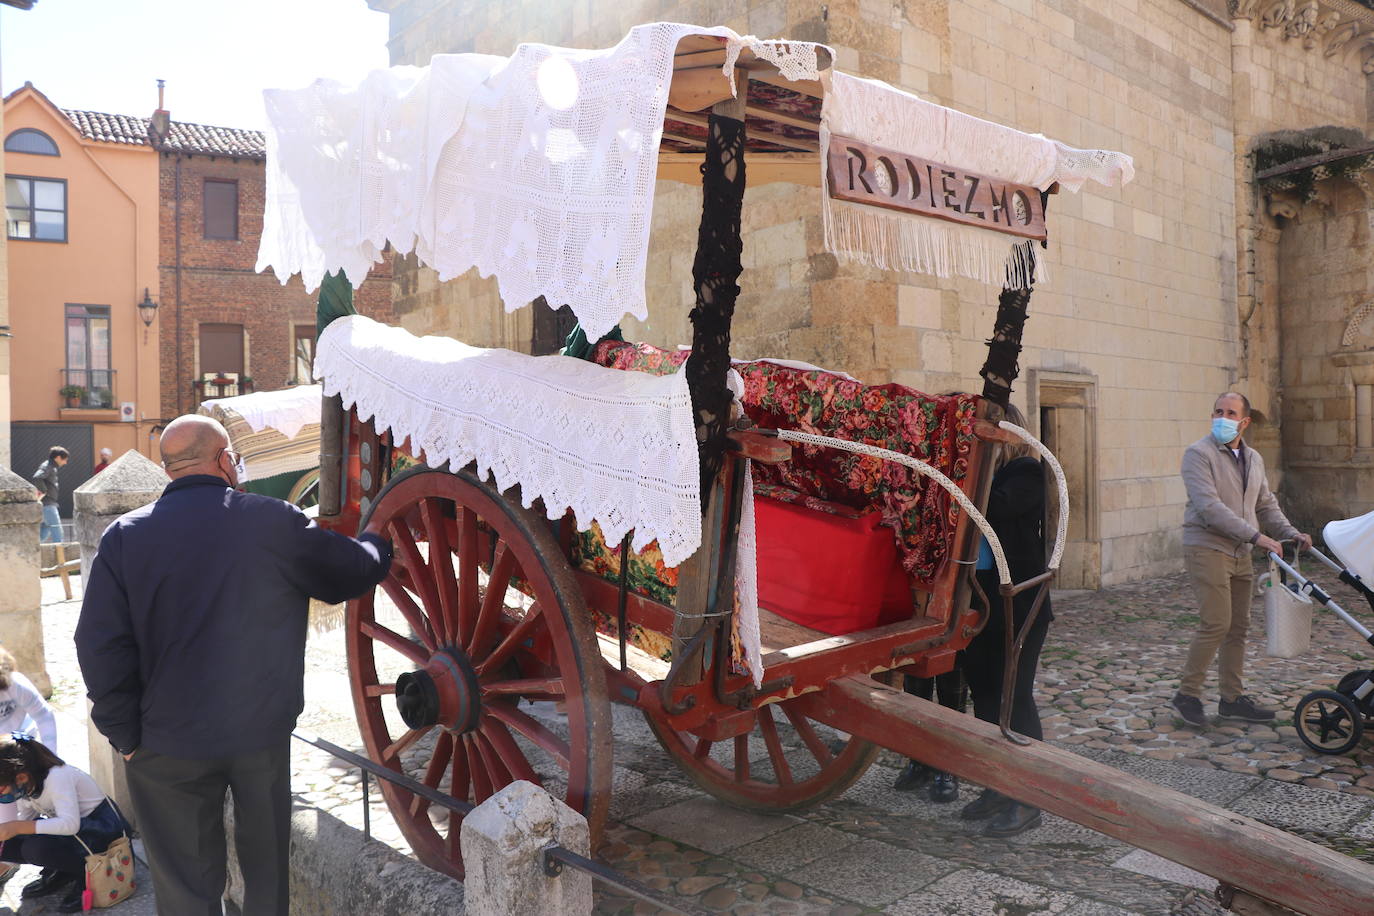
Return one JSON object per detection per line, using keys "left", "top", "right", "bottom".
{"left": 644, "top": 673, "right": 893, "bottom": 812}
{"left": 347, "top": 466, "right": 612, "bottom": 878}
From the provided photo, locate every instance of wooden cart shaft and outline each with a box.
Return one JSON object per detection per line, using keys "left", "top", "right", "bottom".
{"left": 799, "top": 675, "right": 1374, "bottom": 916}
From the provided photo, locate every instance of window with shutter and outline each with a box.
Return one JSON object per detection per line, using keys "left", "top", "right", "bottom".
{"left": 203, "top": 179, "right": 238, "bottom": 240}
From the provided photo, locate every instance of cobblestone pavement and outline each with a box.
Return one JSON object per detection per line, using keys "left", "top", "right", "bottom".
{"left": 37, "top": 565, "right": 1374, "bottom": 915}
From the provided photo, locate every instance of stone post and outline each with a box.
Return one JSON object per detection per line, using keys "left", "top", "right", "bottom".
{"left": 0, "top": 466, "right": 48, "bottom": 696}
{"left": 73, "top": 449, "right": 167, "bottom": 827}
{"left": 461, "top": 780, "right": 592, "bottom": 916}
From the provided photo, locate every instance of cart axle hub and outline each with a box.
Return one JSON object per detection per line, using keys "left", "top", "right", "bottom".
{"left": 395, "top": 647, "right": 481, "bottom": 734}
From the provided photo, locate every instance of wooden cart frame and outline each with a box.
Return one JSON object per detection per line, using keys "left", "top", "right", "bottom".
{"left": 301, "top": 31, "right": 1374, "bottom": 916}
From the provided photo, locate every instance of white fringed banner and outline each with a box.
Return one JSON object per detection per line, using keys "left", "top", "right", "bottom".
{"left": 820, "top": 71, "right": 1134, "bottom": 288}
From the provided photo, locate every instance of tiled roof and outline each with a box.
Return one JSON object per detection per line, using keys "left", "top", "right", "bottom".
{"left": 59, "top": 108, "right": 266, "bottom": 159}
{"left": 61, "top": 109, "right": 151, "bottom": 147}
{"left": 161, "top": 120, "right": 265, "bottom": 159}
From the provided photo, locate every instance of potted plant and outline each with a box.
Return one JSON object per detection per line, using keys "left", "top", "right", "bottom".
{"left": 92, "top": 388, "right": 113, "bottom": 409}
{"left": 240, "top": 376, "right": 254, "bottom": 393}
{"left": 59, "top": 384, "right": 86, "bottom": 408}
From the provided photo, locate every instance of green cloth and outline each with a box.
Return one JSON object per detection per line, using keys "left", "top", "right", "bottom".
{"left": 317, "top": 270, "right": 356, "bottom": 336}
{"left": 563, "top": 323, "right": 623, "bottom": 361}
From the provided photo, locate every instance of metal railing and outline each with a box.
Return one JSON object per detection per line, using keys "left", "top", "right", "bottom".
{"left": 290, "top": 730, "right": 701, "bottom": 915}
{"left": 58, "top": 368, "right": 116, "bottom": 409}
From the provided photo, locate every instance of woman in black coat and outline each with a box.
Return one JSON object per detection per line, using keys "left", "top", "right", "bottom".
{"left": 958, "top": 415, "right": 1053, "bottom": 837}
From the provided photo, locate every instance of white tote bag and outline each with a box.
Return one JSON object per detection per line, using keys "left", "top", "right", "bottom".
{"left": 1260, "top": 556, "right": 1312, "bottom": 658}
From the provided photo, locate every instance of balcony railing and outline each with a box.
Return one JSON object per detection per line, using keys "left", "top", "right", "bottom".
{"left": 195, "top": 372, "right": 253, "bottom": 403}
{"left": 59, "top": 368, "right": 116, "bottom": 409}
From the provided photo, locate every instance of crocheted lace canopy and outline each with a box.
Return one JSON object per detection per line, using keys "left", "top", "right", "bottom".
{"left": 257, "top": 22, "right": 1135, "bottom": 341}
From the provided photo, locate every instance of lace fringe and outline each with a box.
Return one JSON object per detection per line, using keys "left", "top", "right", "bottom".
{"left": 821, "top": 196, "right": 1046, "bottom": 289}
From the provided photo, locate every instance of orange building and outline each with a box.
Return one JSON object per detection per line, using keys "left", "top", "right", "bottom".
{"left": 3, "top": 83, "right": 161, "bottom": 514}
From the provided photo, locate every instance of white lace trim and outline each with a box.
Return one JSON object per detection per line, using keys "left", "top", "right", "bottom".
{"left": 314, "top": 315, "right": 702, "bottom": 566}
{"left": 258, "top": 23, "right": 825, "bottom": 341}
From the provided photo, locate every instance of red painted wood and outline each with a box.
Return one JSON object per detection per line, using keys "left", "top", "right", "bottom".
{"left": 799, "top": 676, "right": 1374, "bottom": 916}
{"left": 344, "top": 468, "right": 611, "bottom": 879}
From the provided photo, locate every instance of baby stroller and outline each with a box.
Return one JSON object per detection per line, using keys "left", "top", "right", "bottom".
{"left": 1267, "top": 510, "right": 1374, "bottom": 755}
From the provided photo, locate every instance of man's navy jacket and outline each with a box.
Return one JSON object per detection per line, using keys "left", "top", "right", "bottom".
{"left": 75, "top": 475, "right": 392, "bottom": 760}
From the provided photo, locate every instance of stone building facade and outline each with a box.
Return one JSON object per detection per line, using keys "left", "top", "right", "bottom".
{"left": 362, "top": 0, "right": 1374, "bottom": 587}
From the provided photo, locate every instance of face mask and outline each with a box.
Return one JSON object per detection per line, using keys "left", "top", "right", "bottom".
{"left": 0, "top": 781, "right": 29, "bottom": 804}
{"left": 1211, "top": 417, "right": 1240, "bottom": 444}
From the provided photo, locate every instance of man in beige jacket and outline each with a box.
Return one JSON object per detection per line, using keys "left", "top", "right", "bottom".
{"left": 1171, "top": 392, "right": 1311, "bottom": 727}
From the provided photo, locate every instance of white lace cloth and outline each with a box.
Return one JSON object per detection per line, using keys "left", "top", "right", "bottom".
{"left": 314, "top": 315, "right": 703, "bottom": 566}
{"left": 201, "top": 385, "right": 323, "bottom": 440}
{"left": 258, "top": 23, "right": 822, "bottom": 341}
{"left": 820, "top": 71, "right": 1135, "bottom": 287}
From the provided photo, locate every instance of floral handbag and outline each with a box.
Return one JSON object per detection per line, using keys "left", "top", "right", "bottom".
{"left": 74, "top": 832, "right": 135, "bottom": 910}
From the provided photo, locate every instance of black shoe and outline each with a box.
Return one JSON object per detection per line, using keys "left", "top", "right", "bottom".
{"left": 960, "top": 787, "right": 1011, "bottom": 820}
{"left": 55, "top": 884, "right": 86, "bottom": 914}
{"left": 22, "top": 868, "right": 75, "bottom": 898}
{"left": 893, "top": 760, "right": 935, "bottom": 792}
{"left": 928, "top": 771, "right": 959, "bottom": 803}
{"left": 984, "top": 802, "right": 1042, "bottom": 837}
{"left": 1218, "top": 694, "right": 1276, "bottom": 723}
{"left": 1171, "top": 692, "right": 1207, "bottom": 727}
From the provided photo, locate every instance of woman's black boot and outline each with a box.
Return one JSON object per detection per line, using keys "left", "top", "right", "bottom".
{"left": 984, "top": 802, "right": 1042, "bottom": 837}
{"left": 928, "top": 771, "right": 959, "bottom": 803}
{"left": 23, "top": 867, "right": 76, "bottom": 899}
{"left": 960, "top": 787, "right": 1011, "bottom": 820}
{"left": 893, "top": 760, "right": 934, "bottom": 792}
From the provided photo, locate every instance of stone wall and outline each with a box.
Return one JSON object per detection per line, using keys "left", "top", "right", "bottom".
{"left": 364, "top": 0, "right": 1373, "bottom": 584}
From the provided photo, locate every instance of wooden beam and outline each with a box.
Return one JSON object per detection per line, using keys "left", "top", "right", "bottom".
{"left": 743, "top": 103, "right": 819, "bottom": 131}
{"left": 657, "top": 152, "right": 818, "bottom": 187}
{"left": 747, "top": 70, "right": 823, "bottom": 99}
{"left": 798, "top": 675, "right": 1374, "bottom": 916}
{"left": 747, "top": 128, "right": 818, "bottom": 153}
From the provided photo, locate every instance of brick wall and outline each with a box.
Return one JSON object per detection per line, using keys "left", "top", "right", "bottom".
{"left": 157, "top": 150, "right": 393, "bottom": 419}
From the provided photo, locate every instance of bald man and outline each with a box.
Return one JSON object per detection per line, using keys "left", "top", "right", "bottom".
{"left": 75, "top": 415, "right": 391, "bottom": 916}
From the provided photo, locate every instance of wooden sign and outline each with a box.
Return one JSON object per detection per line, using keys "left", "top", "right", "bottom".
{"left": 825, "top": 135, "right": 1047, "bottom": 241}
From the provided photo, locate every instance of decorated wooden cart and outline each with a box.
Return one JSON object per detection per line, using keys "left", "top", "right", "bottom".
{"left": 258, "top": 24, "right": 1374, "bottom": 915}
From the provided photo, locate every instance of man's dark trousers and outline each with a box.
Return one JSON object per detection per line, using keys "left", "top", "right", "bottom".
{"left": 124, "top": 740, "right": 291, "bottom": 915}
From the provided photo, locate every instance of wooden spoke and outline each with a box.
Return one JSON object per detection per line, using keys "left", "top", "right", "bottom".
{"left": 380, "top": 577, "right": 438, "bottom": 650}
{"left": 486, "top": 703, "right": 572, "bottom": 770}
{"left": 473, "top": 602, "right": 544, "bottom": 677}
{"left": 466, "top": 736, "right": 494, "bottom": 805}
{"left": 644, "top": 674, "right": 894, "bottom": 813}
{"left": 347, "top": 467, "right": 611, "bottom": 879}
{"left": 757, "top": 706, "right": 794, "bottom": 786}
{"left": 389, "top": 519, "right": 442, "bottom": 617}
{"left": 472, "top": 729, "right": 514, "bottom": 788}
{"left": 480, "top": 720, "right": 542, "bottom": 786}
{"left": 467, "top": 543, "right": 516, "bottom": 658}
{"left": 419, "top": 498, "right": 459, "bottom": 645}
{"left": 481, "top": 677, "right": 565, "bottom": 698}
{"left": 359, "top": 620, "right": 428, "bottom": 665}
{"left": 382, "top": 726, "right": 432, "bottom": 762}
{"left": 457, "top": 506, "right": 480, "bottom": 647}
{"left": 409, "top": 732, "right": 454, "bottom": 817}
{"left": 783, "top": 704, "right": 834, "bottom": 767}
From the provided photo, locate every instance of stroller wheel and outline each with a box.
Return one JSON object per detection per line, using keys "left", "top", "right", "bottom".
{"left": 1295, "top": 690, "right": 1364, "bottom": 755}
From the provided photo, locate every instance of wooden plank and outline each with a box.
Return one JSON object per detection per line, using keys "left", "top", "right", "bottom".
{"left": 656, "top": 152, "right": 819, "bottom": 187}
{"left": 826, "top": 135, "right": 1047, "bottom": 241}
{"left": 747, "top": 70, "right": 823, "bottom": 99}
{"left": 744, "top": 103, "right": 820, "bottom": 131}
{"left": 799, "top": 676, "right": 1374, "bottom": 916}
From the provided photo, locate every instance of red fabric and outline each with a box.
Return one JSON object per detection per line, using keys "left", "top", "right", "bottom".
{"left": 755, "top": 495, "right": 912, "bottom": 635}
{"left": 591, "top": 338, "right": 978, "bottom": 589}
